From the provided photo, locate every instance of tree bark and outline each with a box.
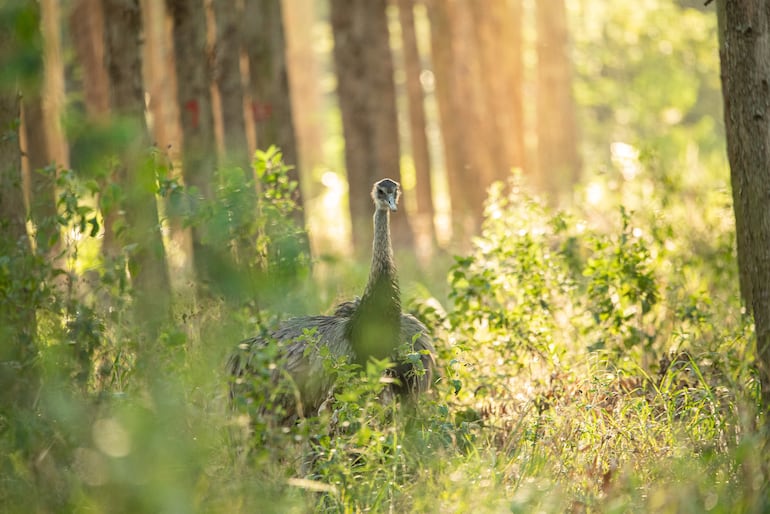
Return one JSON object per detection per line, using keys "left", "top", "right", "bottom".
{"left": 535, "top": 0, "right": 581, "bottom": 204}
{"left": 167, "top": 0, "right": 221, "bottom": 291}
{"left": 70, "top": 0, "right": 110, "bottom": 119}
{"left": 469, "top": 0, "right": 526, "bottom": 178}
{"left": 102, "top": 0, "right": 171, "bottom": 336}
{"left": 0, "top": 88, "right": 39, "bottom": 410}
{"left": 212, "top": 0, "right": 249, "bottom": 171}
{"left": 141, "top": 0, "right": 177, "bottom": 153}
{"left": 716, "top": 0, "right": 770, "bottom": 416}
{"left": 0, "top": 1, "right": 41, "bottom": 406}
{"left": 283, "top": 0, "right": 325, "bottom": 182}
{"left": 23, "top": 0, "right": 64, "bottom": 257}
{"left": 330, "top": 0, "right": 414, "bottom": 253}
{"left": 70, "top": 0, "right": 117, "bottom": 259}
{"left": 397, "top": 0, "right": 437, "bottom": 253}
{"left": 22, "top": 94, "right": 58, "bottom": 252}
{"left": 425, "top": 0, "right": 488, "bottom": 241}
{"left": 243, "top": 0, "right": 305, "bottom": 215}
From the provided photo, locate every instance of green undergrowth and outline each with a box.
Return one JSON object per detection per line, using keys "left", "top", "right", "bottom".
{"left": 1, "top": 158, "right": 768, "bottom": 513}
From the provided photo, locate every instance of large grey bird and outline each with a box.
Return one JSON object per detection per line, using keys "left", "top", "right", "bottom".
{"left": 228, "top": 178, "right": 435, "bottom": 422}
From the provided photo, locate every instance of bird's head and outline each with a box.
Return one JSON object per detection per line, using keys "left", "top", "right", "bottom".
{"left": 372, "top": 178, "right": 401, "bottom": 212}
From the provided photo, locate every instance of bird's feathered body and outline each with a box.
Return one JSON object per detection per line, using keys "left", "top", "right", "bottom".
{"left": 336, "top": 297, "right": 435, "bottom": 395}
{"left": 228, "top": 178, "right": 435, "bottom": 421}
{"left": 228, "top": 314, "right": 352, "bottom": 420}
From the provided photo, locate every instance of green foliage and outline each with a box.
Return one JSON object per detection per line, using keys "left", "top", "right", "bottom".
{"left": 2, "top": 151, "right": 766, "bottom": 513}
{"left": 1, "top": 1, "right": 766, "bottom": 510}
{"left": 571, "top": 0, "right": 726, "bottom": 187}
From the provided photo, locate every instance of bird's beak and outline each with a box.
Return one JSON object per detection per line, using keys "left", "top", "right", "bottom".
{"left": 387, "top": 196, "right": 398, "bottom": 212}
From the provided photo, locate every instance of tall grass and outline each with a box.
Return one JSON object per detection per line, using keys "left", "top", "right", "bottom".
{"left": 1, "top": 159, "right": 766, "bottom": 513}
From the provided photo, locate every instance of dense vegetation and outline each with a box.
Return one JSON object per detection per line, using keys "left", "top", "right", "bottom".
{"left": 1, "top": 148, "right": 765, "bottom": 512}
{"left": 3, "top": 1, "right": 768, "bottom": 513}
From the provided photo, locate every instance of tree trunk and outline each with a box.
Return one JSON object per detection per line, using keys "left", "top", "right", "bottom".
{"left": 167, "top": 0, "right": 222, "bottom": 291}
{"left": 243, "top": 0, "right": 306, "bottom": 217}
{"left": 469, "top": 0, "right": 526, "bottom": 178}
{"left": 141, "top": 0, "right": 177, "bottom": 153}
{"left": 508, "top": 0, "right": 526, "bottom": 173}
{"left": 212, "top": 0, "right": 249, "bottom": 171}
{"left": 102, "top": 0, "right": 171, "bottom": 336}
{"left": 23, "top": 0, "right": 64, "bottom": 257}
{"left": 425, "top": 0, "right": 488, "bottom": 242}
{"left": 397, "top": 0, "right": 437, "bottom": 255}
{"left": 283, "top": 0, "right": 325, "bottom": 182}
{"left": 0, "top": 86, "right": 40, "bottom": 411}
{"left": 535, "top": 0, "right": 581, "bottom": 204}
{"left": 69, "top": 0, "right": 110, "bottom": 119}
{"left": 21, "top": 94, "right": 59, "bottom": 254}
{"left": 70, "top": 0, "right": 116, "bottom": 259}
{"left": 0, "top": 1, "right": 42, "bottom": 411}
{"left": 716, "top": 0, "right": 770, "bottom": 417}
{"left": 330, "top": 0, "right": 414, "bottom": 253}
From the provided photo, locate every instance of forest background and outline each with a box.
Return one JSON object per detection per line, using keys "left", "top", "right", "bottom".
{"left": 1, "top": 0, "right": 768, "bottom": 512}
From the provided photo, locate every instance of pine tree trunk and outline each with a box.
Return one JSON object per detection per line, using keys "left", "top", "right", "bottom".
{"left": 21, "top": 94, "right": 59, "bottom": 255}
{"left": 0, "top": 87, "right": 38, "bottom": 409}
{"left": 102, "top": 0, "right": 171, "bottom": 336}
{"left": 22, "top": 0, "right": 63, "bottom": 257}
{"left": 242, "top": 0, "right": 311, "bottom": 269}
{"left": 243, "top": 0, "right": 305, "bottom": 214}
{"left": 469, "top": 0, "right": 526, "bottom": 178}
{"left": 212, "top": 0, "right": 249, "bottom": 170}
{"left": 397, "top": 0, "right": 437, "bottom": 254}
{"left": 283, "top": 0, "right": 325, "bottom": 180}
{"left": 716, "top": 0, "right": 770, "bottom": 417}
{"left": 141, "top": 0, "right": 177, "bottom": 152}
{"left": 40, "top": 0, "right": 67, "bottom": 168}
{"left": 167, "top": 0, "right": 222, "bottom": 291}
{"left": 535, "top": 0, "right": 581, "bottom": 204}
{"left": 70, "top": 0, "right": 110, "bottom": 119}
{"left": 70, "top": 0, "right": 115, "bottom": 258}
{"left": 425, "top": 0, "right": 487, "bottom": 242}
{"left": 330, "top": 0, "right": 414, "bottom": 253}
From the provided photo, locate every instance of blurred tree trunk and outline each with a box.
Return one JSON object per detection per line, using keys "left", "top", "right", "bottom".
{"left": 243, "top": 0, "right": 311, "bottom": 272}
{"left": 167, "top": 0, "right": 223, "bottom": 292}
{"left": 0, "top": 87, "right": 39, "bottom": 411}
{"left": 508, "top": 0, "right": 525, "bottom": 173}
{"left": 283, "top": 0, "right": 325, "bottom": 182}
{"left": 243, "top": 0, "right": 305, "bottom": 216}
{"left": 70, "top": 0, "right": 116, "bottom": 260}
{"left": 425, "top": 0, "right": 488, "bottom": 242}
{"left": 70, "top": 0, "right": 110, "bottom": 119}
{"left": 330, "top": 0, "right": 414, "bottom": 253}
{"left": 469, "top": 0, "right": 525, "bottom": 179}
{"left": 22, "top": 95, "right": 58, "bottom": 252}
{"left": 23, "top": 0, "right": 65, "bottom": 257}
{"left": 1, "top": 0, "right": 41, "bottom": 409}
{"left": 397, "top": 0, "right": 437, "bottom": 254}
{"left": 141, "top": 0, "right": 176, "bottom": 152}
{"left": 212, "top": 0, "right": 249, "bottom": 171}
{"left": 716, "top": 0, "right": 770, "bottom": 418}
{"left": 102, "top": 0, "right": 171, "bottom": 336}
{"left": 140, "top": 0, "right": 191, "bottom": 289}
{"left": 535, "top": 0, "right": 580, "bottom": 204}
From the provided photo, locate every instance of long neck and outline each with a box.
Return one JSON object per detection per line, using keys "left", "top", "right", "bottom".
{"left": 348, "top": 208, "right": 401, "bottom": 364}
{"left": 366, "top": 208, "right": 396, "bottom": 292}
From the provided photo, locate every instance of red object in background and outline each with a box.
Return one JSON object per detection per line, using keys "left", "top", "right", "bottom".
{"left": 251, "top": 100, "right": 273, "bottom": 122}
{"left": 184, "top": 99, "right": 200, "bottom": 129}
